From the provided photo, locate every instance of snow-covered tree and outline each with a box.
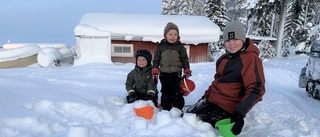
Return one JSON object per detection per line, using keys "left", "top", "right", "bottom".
{"left": 179, "top": 0, "right": 188, "bottom": 15}
{"left": 160, "top": 0, "right": 320, "bottom": 59}
{"left": 170, "top": 0, "right": 180, "bottom": 15}
{"left": 205, "top": 0, "right": 229, "bottom": 53}
{"left": 162, "top": 0, "right": 170, "bottom": 15}
{"left": 283, "top": 0, "right": 318, "bottom": 56}
{"left": 248, "top": 0, "right": 280, "bottom": 37}
{"left": 225, "top": 0, "right": 248, "bottom": 22}
{"left": 257, "top": 40, "right": 276, "bottom": 60}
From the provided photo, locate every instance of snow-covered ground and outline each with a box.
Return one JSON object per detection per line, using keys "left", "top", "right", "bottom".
{"left": 0, "top": 55, "right": 320, "bottom": 137}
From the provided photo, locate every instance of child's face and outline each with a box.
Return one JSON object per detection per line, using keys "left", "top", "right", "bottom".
{"left": 137, "top": 56, "right": 148, "bottom": 68}
{"left": 224, "top": 39, "right": 244, "bottom": 53}
{"left": 165, "top": 29, "right": 179, "bottom": 43}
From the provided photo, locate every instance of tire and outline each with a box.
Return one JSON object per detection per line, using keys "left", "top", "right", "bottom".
{"left": 306, "top": 81, "right": 314, "bottom": 94}
{"left": 312, "top": 89, "right": 319, "bottom": 99}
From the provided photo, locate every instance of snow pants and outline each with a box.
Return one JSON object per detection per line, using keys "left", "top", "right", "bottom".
{"left": 187, "top": 99, "right": 232, "bottom": 128}
{"left": 159, "top": 72, "right": 184, "bottom": 110}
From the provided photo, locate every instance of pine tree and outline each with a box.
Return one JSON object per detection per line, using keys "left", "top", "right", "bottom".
{"left": 225, "top": 0, "right": 248, "bottom": 22}
{"left": 258, "top": 40, "right": 276, "bottom": 60}
{"left": 162, "top": 0, "right": 170, "bottom": 15}
{"left": 205, "top": 0, "right": 229, "bottom": 54}
{"left": 179, "top": 0, "right": 188, "bottom": 15}
{"left": 248, "top": 0, "right": 280, "bottom": 37}
{"left": 170, "top": 0, "right": 180, "bottom": 15}
{"left": 283, "top": 0, "right": 317, "bottom": 56}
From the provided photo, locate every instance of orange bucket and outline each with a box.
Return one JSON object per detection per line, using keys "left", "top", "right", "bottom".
{"left": 181, "top": 78, "right": 196, "bottom": 96}
{"left": 134, "top": 105, "right": 154, "bottom": 120}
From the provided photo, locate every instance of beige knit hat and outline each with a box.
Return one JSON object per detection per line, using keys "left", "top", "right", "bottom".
{"left": 164, "top": 22, "right": 179, "bottom": 38}
{"left": 223, "top": 21, "right": 246, "bottom": 42}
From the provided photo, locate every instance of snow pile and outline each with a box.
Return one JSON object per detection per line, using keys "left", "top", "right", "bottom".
{"left": 1, "top": 55, "right": 320, "bottom": 136}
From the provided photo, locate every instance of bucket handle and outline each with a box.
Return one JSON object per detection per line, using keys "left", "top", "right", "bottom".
{"left": 183, "top": 78, "right": 191, "bottom": 93}
{"left": 181, "top": 76, "right": 191, "bottom": 93}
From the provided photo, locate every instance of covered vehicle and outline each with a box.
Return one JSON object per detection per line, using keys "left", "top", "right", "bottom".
{"left": 299, "top": 39, "right": 320, "bottom": 99}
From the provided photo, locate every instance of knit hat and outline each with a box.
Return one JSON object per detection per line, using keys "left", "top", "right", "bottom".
{"left": 164, "top": 22, "right": 179, "bottom": 38}
{"left": 223, "top": 21, "right": 246, "bottom": 42}
{"left": 135, "top": 49, "right": 152, "bottom": 66}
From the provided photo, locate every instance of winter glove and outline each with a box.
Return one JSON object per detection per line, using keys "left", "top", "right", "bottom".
{"left": 183, "top": 69, "right": 192, "bottom": 78}
{"left": 186, "top": 96, "right": 208, "bottom": 113}
{"left": 144, "top": 90, "right": 155, "bottom": 101}
{"left": 152, "top": 68, "right": 160, "bottom": 75}
{"left": 126, "top": 91, "right": 137, "bottom": 103}
{"left": 230, "top": 110, "right": 244, "bottom": 135}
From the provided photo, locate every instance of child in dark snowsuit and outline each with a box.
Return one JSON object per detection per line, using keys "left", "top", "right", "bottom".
{"left": 152, "top": 22, "right": 191, "bottom": 111}
{"left": 125, "top": 49, "right": 158, "bottom": 106}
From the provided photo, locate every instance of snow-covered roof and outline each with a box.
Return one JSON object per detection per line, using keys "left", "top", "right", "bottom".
{"left": 3, "top": 43, "right": 67, "bottom": 49}
{"left": 74, "top": 13, "right": 220, "bottom": 45}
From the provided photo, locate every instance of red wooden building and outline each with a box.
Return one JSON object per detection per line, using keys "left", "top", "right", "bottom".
{"left": 74, "top": 13, "right": 220, "bottom": 64}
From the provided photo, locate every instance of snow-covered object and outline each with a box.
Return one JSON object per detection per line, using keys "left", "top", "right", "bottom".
{"left": 299, "top": 39, "right": 320, "bottom": 99}
{"left": 0, "top": 44, "right": 40, "bottom": 62}
{"left": 59, "top": 47, "right": 75, "bottom": 59}
{"left": 133, "top": 101, "right": 155, "bottom": 120}
{"left": 37, "top": 47, "right": 62, "bottom": 67}
{"left": 37, "top": 47, "right": 75, "bottom": 67}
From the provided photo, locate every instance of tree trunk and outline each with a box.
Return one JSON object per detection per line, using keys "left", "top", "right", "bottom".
{"left": 276, "top": 0, "right": 287, "bottom": 57}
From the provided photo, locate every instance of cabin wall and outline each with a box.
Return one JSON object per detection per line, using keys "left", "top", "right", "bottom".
{"left": 111, "top": 40, "right": 209, "bottom": 63}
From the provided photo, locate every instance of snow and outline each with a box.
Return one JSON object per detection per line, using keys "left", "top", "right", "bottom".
{"left": 0, "top": 44, "right": 40, "bottom": 62}
{"left": 75, "top": 13, "right": 220, "bottom": 45}
{"left": 0, "top": 43, "right": 75, "bottom": 67}
{"left": 3, "top": 43, "right": 67, "bottom": 49}
{"left": 1, "top": 54, "right": 320, "bottom": 137}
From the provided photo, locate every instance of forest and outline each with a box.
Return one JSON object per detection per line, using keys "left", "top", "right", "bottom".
{"left": 161, "top": 0, "right": 320, "bottom": 59}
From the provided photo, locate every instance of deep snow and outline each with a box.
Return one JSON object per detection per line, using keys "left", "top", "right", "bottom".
{"left": 0, "top": 54, "right": 320, "bottom": 137}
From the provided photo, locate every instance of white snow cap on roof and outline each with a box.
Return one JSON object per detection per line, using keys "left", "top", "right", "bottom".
{"left": 75, "top": 13, "right": 220, "bottom": 45}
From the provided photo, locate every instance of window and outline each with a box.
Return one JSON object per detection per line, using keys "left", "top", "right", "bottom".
{"left": 111, "top": 44, "right": 134, "bottom": 57}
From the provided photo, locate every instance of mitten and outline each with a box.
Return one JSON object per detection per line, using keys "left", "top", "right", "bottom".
{"left": 152, "top": 68, "right": 160, "bottom": 75}
{"left": 144, "top": 90, "right": 155, "bottom": 100}
{"left": 126, "top": 91, "right": 137, "bottom": 103}
{"left": 230, "top": 110, "right": 244, "bottom": 135}
{"left": 183, "top": 69, "right": 192, "bottom": 78}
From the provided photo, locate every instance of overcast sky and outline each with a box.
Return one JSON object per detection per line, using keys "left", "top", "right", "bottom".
{"left": 0, "top": 0, "right": 162, "bottom": 46}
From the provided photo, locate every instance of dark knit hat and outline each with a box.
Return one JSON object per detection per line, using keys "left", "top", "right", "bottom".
{"left": 135, "top": 49, "right": 152, "bottom": 66}
{"left": 223, "top": 21, "right": 246, "bottom": 42}
{"left": 164, "top": 22, "right": 179, "bottom": 38}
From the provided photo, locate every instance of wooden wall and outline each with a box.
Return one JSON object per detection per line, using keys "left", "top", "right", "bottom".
{"left": 188, "top": 43, "right": 208, "bottom": 63}
{"left": 111, "top": 40, "right": 209, "bottom": 63}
